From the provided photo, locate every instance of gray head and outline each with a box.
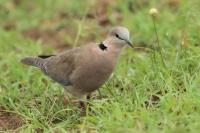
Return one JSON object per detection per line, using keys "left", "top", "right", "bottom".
{"left": 107, "top": 26, "right": 133, "bottom": 48}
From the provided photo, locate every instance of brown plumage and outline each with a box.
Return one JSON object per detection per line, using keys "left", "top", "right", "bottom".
{"left": 21, "top": 26, "right": 132, "bottom": 98}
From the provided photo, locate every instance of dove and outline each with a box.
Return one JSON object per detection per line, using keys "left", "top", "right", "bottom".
{"left": 21, "top": 26, "right": 133, "bottom": 100}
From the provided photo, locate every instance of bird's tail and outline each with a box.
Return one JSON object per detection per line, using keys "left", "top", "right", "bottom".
{"left": 21, "top": 57, "right": 45, "bottom": 68}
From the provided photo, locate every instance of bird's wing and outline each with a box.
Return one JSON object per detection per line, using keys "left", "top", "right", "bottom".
{"left": 43, "top": 48, "right": 81, "bottom": 86}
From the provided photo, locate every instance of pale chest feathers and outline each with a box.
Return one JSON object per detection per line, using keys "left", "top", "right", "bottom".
{"left": 86, "top": 45, "right": 118, "bottom": 75}
{"left": 69, "top": 45, "right": 119, "bottom": 91}
{"left": 78, "top": 47, "right": 117, "bottom": 79}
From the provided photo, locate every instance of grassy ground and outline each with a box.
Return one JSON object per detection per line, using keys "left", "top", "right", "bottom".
{"left": 0, "top": 0, "right": 200, "bottom": 132}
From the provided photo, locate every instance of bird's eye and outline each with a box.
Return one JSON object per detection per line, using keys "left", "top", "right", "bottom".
{"left": 115, "top": 34, "right": 119, "bottom": 38}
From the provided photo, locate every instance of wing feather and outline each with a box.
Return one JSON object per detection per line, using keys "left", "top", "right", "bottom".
{"left": 43, "top": 48, "right": 80, "bottom": 86}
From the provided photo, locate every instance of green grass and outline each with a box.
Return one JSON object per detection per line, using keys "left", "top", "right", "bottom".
{"left": 0, "top": 0, "right": 200, "bottom": 132}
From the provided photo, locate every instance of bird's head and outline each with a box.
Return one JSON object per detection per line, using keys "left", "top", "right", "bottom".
{"left": 107, "top": 26, "right": 133, "bottom": 48}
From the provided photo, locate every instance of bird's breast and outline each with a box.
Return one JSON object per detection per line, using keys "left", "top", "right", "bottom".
{"left": 70, "top": 48, "right": 117, "bottom": 92}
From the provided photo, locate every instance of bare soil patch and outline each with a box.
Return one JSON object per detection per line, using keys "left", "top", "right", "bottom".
{"left": 0, "top": 107, "right": 23, "bottom": 131}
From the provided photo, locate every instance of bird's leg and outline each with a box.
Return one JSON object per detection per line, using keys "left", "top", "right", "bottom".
{"left": 78, "top": 94, "right": 91, "bottom": 113}
{"left": 79, "top": 94, "right": 90, "bottom": 109}
{"left": 86, "top": 94, "right": 92, "bottom": 112}
{"left": 86, "top": 94, "right": 91, "bottom": 101}
{"left": 79, "top": 100, "right": 86, "bottom": 110}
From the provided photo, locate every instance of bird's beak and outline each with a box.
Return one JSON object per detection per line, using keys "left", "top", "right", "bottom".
{"left": 125, "top": 40, "right": 133, "bottom": 48}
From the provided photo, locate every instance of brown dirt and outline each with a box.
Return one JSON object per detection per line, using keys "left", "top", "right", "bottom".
{"left": 3, "top": 0, "right": 181, "bottom": 52}
{"left": 3, "top": 23, "right": 16, "bottom": 31}
{"left": 88, "top": 0, "right": 117, "bottom": 26}
{"left": 21, "top": 0, "right": 120, "bottom": 52}
{"left": 0, "top": 107, "right": 24, "bottom": 131}
{"left": 144, "top": 91, "right": 164, "bottom": 107}
{"left": 23, "top": 28, "right": 71, "bottom": 51}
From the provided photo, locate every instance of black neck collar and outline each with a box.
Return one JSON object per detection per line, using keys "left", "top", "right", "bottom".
{"left": 98, "top": 42, "right": 107, "bottom": 51}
